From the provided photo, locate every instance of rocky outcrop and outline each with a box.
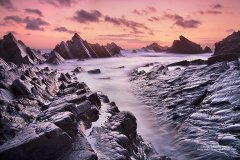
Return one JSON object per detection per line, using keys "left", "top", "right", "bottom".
{"left": 0, "top": 122, "right": 72, "bottom": 160}
{"left": 167, "top": 35, "right": 204, "bottom": 54}
{"left": 142, "top": 42, "right": 168, "bottom": 52}
{"left": 53, "top": 33, "right": 122, "bottom": 59}
{"left": 106, "top": 42, "right": 122, "bottom": 55}
{"left": 0, "top": 33, "right": 46, "bottom": 65}
{"left": 0, "top": 58, "right": 165, "bottom": 159}
{"left": 207, "top": 31, "right": 240, "bottom": 64}
{"left": 131, "top": 59, "right": 240, "bottom": 159}
{"left": 46, "top": 51, "right": 64, "bottom": 65}
{"left": 214, "top": 31, "right": 240, "bottom": 55}
{"left": 203, "top": 46, "right": 212, "bottom": 53}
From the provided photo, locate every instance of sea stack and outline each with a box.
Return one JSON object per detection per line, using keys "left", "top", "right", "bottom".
{"left": 167, "top": 35, "right": 204, "bottom": 54}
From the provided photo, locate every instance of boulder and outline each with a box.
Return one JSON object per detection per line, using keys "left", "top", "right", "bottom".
{"left": 203, "top": 46, "right": 212, "bottom": 53}
{"left": 0, "top": 122, "right": 72, "bottom": 160}
{"left": 11, "top": 79, "right": 32, "bottom": 96}
{"left": 167, "top": 35, "right": 204, "bottom": 54}
{"left": 46, "top": 51, "right": 64, "bottom": 65}
{"left": 49, "top": 111, "right": 77, "bottom": 136}
{"left": 214, "top": 31, "right": 240, "bottom": 56}
{"left": 72, "top": 67, "right": 83, "bottom": 73}
{"left": 142, "top": 42, "right": 168, "bottom": 52}
{"left": 88, "top": 69, "right": 101, "bottom": 74}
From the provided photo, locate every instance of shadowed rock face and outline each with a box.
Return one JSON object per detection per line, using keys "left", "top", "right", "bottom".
{"left": 131, "top": 59, "right": 240, "bottom": 159}
{"left": 53, "top": 33, "right": 122, "bottom": 59}
{"left": 0, "top": 57, "right": 165, "bottom": 159}
{"left": 214, "top": 31, "right": 240, "bottom": 55}
{"left": 106, "top": 42, "right": 122, "bottom": 55}
{"left": 46, "top": 51, "right": 64, "bottom": 65}
{"left": 168, "top": 35, "right": 204, "bottom": 54}
{"left": 142, "top": 42, "right": 168, "bottom": 52}
{"left": 0, "top": 33, "right": 46, "bottom": 65}
{"left": 203, "top": 46, "right": 212, "bottom": 53}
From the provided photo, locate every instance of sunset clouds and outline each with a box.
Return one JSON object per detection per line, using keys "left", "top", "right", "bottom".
{"left": 0, "top": 0, "right": 239, "bottom": 49}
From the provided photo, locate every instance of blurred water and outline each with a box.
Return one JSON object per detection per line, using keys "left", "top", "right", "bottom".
{"left": 41, "top": 51, "right": 211, "bottom": 159}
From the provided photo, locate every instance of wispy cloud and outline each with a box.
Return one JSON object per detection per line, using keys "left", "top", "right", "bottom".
{"left": 133, "top": 6, "right": 157, "bottom": 16}
{"left": 40, "top": 0, "right": 80, "bottom": 7}
{"left": 24, "top": 8, "right": 44, "bottom": 17}
{"left": 3, "top": 15, "right": 49, "bottom": 31}
{"left": 53, "top": 26, "right": 80, "bottom": 34}
{"left": 104, "top": 16, "right": 153, "bottom": 35}
{"left": 162, "top": 12, "right": 201, "bottom": 28}
{"left": 211, "top": 3, "right": 223, "bottom": 9}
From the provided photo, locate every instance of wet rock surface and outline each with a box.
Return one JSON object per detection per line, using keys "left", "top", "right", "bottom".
{"left": 131, "top": 59, "right": 240, "bottom": 159}
{"left": 0, "top": 57, "right": 165, "bottom": 159}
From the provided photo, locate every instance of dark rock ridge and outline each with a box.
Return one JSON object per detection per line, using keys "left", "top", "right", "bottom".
{"left": 203, "top": 46, "right": 212, "bottom": 53}
{"left": 52, "top": 33, "right": 122, "bottom": 59}
{"left": 142, "top": 42, "right": 168, "bottom": 52}
{"left": 0, "top": 33, "right": 46, "bottom": 65}
{"left": 131, "top": 59, "right": 240, "bottom": 159}
{"left": 214, "top": 31, "right": 240, "bottom": 56}
{"left": 46, "top": 51, "right": 64, "bottom": 65}
{"left": 167, "top": 35, "right": 210, "bottom": 54}
{"left": 0, "top": 58, "right": 166, "bottom": 159}
{"left": 208, "top": 31, "right": 240, "bottom": 64}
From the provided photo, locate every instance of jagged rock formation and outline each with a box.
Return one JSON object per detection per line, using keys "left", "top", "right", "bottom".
{"left": 0, "top": 33, "right": 45, "bottom": 65}
{"left": 142, "top": 42, "right": 168, "bottom": 52}
{"left": 208, "top": 31, "right": 240, "bottom": 64}
{"left": 214, "top": 31, "right": 240, "bottom": 55}
{"left": 52, "top": 33, "right": 122, "bottom": 59}
{"left": 203, "top": 46, "right": 212, "bottom": 53}
{"left": 106, "top": 42, "right": 122, "bottom": 55}
{"left": 46, "top": 51, "right": 64, "bottom": 65}
{"left": 131, "top": 59, "right": 240, "bottom": 159}
{"left": 168, "top": 35, "right": 205, "bottom": 54}
{"left": 0, "top": 58, "right": 166, "bottom": 159}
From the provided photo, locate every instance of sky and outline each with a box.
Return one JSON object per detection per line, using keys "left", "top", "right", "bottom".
{"left": 0, "top": 0, "right": 239, "bottom": 49}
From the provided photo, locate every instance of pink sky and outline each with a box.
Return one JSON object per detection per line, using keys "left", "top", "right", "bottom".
{"left": 0, "top": 0, "right": 239, "bottom": 49}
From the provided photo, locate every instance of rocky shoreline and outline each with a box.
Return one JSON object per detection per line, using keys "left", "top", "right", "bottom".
{"left": 0, "top": 57, "right": 168, "bottom": 160}
{"left": 130, "top": 57, "right": 240, "bottom": 159}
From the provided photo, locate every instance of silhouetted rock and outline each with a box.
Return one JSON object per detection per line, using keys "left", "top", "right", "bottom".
{"left": 106, "top": 42, "right": 122, "bottom": 55}
{"left": 203, "top": 46, "right": 212, "bottom": 53}
{"left": 142, "top": 42, "right": 168, "bottom": 52}
{"left": 46, "top": 51, "right": 64, "bottom": 65}
{"left": 53, "top": 33, "right": 122, "bottom": 59}
{"left": 0, "top": 33, "right": 46, "bottom": 65}
{"left": 167, "top": 35, "right": 203, "bottom": 54}
{"left": 214, "top": 31, "right": 240, "bottom": 55}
